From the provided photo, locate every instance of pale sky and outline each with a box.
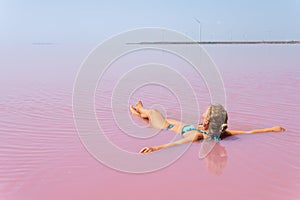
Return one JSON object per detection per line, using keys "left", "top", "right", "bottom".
{"left": 1, "top": 0, "right": 300, "bottom": 45}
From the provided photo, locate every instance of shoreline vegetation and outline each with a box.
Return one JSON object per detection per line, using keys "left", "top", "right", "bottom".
{"left": 127, "top": 40, "right": 300, "bottom": 45}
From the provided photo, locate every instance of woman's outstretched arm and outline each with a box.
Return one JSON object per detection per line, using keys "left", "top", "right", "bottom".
{"left": 226, "top": 126, "right": 286, "bottom": 136}
{"left": 140, "top": 132, "right": 199, "bottom": 154}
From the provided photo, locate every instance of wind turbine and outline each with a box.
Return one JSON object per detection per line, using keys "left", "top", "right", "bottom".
{"left": 194, "top": 17, "right": 202, "bottom": 42}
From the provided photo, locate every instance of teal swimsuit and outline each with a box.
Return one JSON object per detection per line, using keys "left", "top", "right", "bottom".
{"left": 167, "top": 124, "right": 221, "bottom": 142}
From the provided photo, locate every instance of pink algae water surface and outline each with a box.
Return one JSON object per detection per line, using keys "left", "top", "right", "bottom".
{"left": 0, "top": 45, "right": 299, "bottom": 200}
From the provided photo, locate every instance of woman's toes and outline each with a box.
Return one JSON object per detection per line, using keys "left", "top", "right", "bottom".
{"left": 136, "top": 100, "right": 143, "bottom": 110}
{"left": 129, "top": 105, "right": 140, "bottom": 115}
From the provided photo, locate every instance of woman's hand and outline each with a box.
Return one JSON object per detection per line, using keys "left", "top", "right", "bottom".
{"left": 140, "top": 147, "right": 156, "bottom": 154}
{"left": 272, "top": 126, "right": 286, "bottom": 133}
{"left": 139, "top": 135, "right": 197, "bottom": 154}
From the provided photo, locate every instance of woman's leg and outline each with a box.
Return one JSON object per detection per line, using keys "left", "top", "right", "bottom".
{"left": 134, "top": 101, "right": 169, "bottom": 129}
{"left": 130, "top": 101, "right": 183, "bottom": 132}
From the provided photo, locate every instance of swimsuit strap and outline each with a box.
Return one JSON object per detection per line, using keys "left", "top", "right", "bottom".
{"left": 201, "top": 131, "right": 221, "bottom": 142}
{"left": 206, "top": 133, "right": 221, "bottom": 142}
{"left": 166, "top": 124, "right": 175, "bottom": 130}
{"left": 181, "top": 125, "right": 198, "bottom": 134}
{"left": 168, "top": 124, "right": 221, "bottom": 142}
{"left": 182, "top": 125, "right": 221, "bottom": 142}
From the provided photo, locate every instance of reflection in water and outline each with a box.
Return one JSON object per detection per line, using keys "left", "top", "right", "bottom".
{"left": 203, "top": 142, "right": 227, "bottom": 175}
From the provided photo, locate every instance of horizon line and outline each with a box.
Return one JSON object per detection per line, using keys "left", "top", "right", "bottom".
{"left": 127, "top": 40, "right": 300, "bottom": 45}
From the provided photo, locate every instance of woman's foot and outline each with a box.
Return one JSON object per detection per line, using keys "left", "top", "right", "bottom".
{"left": 134, "top": 100, "right": 149, "bottom": 119}
{"left": 136, "top": 100, "right": 143, "bottom": 112}
{"left": 129, "top": 105, "right": 140, "bottom": 116}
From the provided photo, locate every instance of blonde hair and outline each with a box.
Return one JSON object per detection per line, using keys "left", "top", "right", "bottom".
{"left": 206, "top": 104, "right": 228, "bottom": 137}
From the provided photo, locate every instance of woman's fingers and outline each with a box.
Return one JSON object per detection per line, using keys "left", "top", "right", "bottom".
{"left": 139, "top": 147, "right": 145, "bottom": 153}
{"left": 140, "top": 147, "right": 153, "bottom": 154}
{"left": 139, "top": 147, "right": 148, "bottom": 153}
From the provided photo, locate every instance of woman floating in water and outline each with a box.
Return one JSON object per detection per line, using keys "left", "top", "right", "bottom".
{"left": 130, "top": 101, "right": 285, "bottom": 154}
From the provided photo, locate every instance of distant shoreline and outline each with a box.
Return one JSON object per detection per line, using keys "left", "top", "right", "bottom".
{"left": 127, "top": 40, "right": 300, "bottom": 45}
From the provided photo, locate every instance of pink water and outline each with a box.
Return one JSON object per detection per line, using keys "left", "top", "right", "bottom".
{"left": 1, "top": 45, "right": 299, "bottom": 200}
